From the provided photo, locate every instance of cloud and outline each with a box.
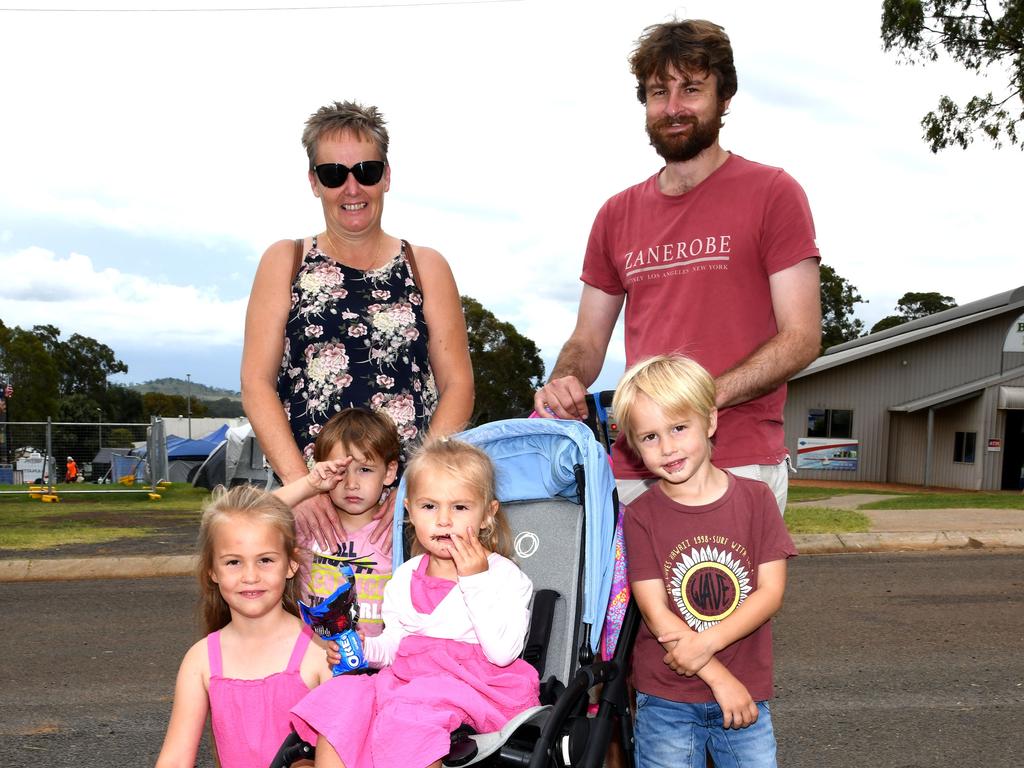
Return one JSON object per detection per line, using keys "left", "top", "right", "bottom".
{"left": 1, "top": 0, "right": 1020, "bottom": 393}
{"left": 0, "top": 246, "right": 247, "bottom": 348}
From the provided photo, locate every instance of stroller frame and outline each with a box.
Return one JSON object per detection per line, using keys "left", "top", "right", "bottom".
{"left": 272, "top": 410, "right": 643, "bottom": 768}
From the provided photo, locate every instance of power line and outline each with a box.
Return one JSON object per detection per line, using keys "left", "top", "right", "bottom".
{"left": 0, "top": 0, "right": 520, "bottom": 12}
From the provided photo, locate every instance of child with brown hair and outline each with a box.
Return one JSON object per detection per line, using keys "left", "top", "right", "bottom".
{"left": 275, "top": 406, "right": 400, "bottom": 636}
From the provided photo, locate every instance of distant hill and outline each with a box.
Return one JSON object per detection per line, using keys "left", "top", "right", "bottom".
{"left": 129, "top": 377, "right": 241, "bottom": 402}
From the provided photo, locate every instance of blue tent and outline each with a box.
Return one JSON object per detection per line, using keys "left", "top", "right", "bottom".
{"left": 166, "top": 425, "right": 228, "bottom": 460}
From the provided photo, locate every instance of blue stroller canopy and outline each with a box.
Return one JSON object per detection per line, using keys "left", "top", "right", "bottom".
{"left": 392, "top": 418, "right": 617, "bottom": 652}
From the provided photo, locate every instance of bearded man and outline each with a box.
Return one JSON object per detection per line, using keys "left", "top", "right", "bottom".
{"left": 535, "top": 19, "right": 822, "bottom": 512}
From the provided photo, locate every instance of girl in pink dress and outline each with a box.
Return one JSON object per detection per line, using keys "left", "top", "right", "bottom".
{"left": 156, "top": 486, "right": 333, "bottom": 768}
{"left": 291, "top": 438, "right": 540, "bottom": 768}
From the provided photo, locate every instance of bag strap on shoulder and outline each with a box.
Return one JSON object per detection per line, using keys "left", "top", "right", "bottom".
{"left": 292, "top": 238, "right": 304, "bottom": 280}
{"left": 401, "top": 239, "right": 423, "bottom": 299}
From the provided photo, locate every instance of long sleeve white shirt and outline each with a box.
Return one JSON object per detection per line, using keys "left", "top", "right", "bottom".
{"left": 363, "top": 553, "right": 533, "bottom": 668}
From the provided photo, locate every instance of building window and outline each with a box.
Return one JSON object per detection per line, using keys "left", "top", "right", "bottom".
{"left": 807, "top": 409, "right": 853, "bottom": 439}
{"left": 953, "top": 431, "right": 976, "bottom": 464}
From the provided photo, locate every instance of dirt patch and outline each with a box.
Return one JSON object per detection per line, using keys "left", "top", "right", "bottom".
{"left": 0, "top": 510, "right": 200, "bottom": 561}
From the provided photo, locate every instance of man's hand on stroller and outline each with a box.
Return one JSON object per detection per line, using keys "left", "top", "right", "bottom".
{"left": 534, "top": 376, "right": 589, "bottom": 421}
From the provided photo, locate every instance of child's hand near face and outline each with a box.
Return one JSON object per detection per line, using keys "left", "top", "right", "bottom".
{"left": 305, "top": 458, "right": 351, "bottom": 493}
{"left": 449, "top": 526, "right": 490, "bottom": 577}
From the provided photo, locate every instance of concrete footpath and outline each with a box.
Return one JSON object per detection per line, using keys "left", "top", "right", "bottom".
{"left": 784, "top": 493, "right": 1024, "bottom": 556}
{"left": 1, "top": 494, "right": 1022, "bottom": 582}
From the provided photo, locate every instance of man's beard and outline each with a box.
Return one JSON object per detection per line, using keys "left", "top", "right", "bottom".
{"left": 646, "top": 114, "right": 721, "bottom": 162}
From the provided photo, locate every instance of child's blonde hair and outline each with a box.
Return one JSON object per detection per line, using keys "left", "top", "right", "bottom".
{"left": 612, "top": 354, "right": 717, "bottom": 452}
{"left": 403, "top": 438, "right": 514, "bottom": 560}
{"left": 196, "top": 484, "right": 302, "bottom": 634}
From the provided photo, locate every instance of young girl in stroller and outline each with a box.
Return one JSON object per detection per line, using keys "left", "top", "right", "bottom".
{"left": 290, "top": 438, "right": 541, "bottom": 768}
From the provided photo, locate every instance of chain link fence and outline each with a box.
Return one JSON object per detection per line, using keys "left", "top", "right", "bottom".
{"left": 0, "top": 417, "right": 170, "bottom": 492}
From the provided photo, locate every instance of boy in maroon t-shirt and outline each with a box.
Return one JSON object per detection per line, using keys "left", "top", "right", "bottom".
{"left": 614, "top": 354, "right": 796, "bottom": 768}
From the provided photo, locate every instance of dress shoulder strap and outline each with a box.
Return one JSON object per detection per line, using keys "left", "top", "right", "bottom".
{"left": 207, "top": 630, "right": 223, "bottom": 677}
{"left": 286, "top": 625, "right": 314, "bottom": 673}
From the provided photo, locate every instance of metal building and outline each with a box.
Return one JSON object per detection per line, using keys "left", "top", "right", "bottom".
{"left": 783, "top": 286, "right": 1024, "bottom": 490}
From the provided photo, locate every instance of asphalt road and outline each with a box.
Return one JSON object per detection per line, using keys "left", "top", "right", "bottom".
{"left": 1, "top": 551, "right": 1021, "bottom": 767}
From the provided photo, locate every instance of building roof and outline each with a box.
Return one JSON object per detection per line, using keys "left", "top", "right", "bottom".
{"left": 793, "top": 285, "right": 1024, "bottom": 381}
{"left": 888, "top": 365, "right": 1024, "bottom": 413}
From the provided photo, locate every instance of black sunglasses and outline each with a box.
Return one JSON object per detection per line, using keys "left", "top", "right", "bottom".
{"left": 313, "top": 160, "right": 386, "bottom": 188}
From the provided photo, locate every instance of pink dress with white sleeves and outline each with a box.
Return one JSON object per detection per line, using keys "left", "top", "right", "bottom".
{"left": 291, "top": 554, "right": 539, "bottom": 768}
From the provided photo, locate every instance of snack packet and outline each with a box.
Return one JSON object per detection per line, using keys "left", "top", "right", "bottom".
{"left": 299, "top": 553, "right": 368, "bottom": 675}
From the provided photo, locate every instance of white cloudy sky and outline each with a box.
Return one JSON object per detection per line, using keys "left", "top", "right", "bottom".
{"left": 1, "top": 0, "right": 1019, "bottom": 393}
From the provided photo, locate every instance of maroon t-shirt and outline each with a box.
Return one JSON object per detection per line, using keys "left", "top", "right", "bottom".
{"left": 623, "top": 473, "right": 797, "bottom": 703}
{"left": 582, "top": 153, "right": 820, "bottom": 477}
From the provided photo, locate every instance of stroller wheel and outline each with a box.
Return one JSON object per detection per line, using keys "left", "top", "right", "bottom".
{"left": 557, "top": 717, "right": 591, "bottom": 766}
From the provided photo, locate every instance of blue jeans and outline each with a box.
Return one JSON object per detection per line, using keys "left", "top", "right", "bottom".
{"left": 634, "top": 692, "right": 777, "bottom": 768}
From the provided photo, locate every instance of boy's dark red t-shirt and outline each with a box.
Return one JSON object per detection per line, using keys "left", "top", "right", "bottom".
{"left": 624, "top": 473, "right": 797, "bottom": 703}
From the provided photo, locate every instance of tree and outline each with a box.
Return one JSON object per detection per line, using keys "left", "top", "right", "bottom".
{"left": 820, "top": 264, "right": 867, "bottom": 351}
{"left": 34, "top": 324, "right": 128, "bottom": 397}
{"left": 1, "top": 320, "right": 139, "bottom": 422}
{"left": 104, "top": 385, "right": 145, "bottom": 423}
{"left": 882, "top": 0, "right": 1024, "bottom": 151}
{"left": 869, "top": 314, "right": 909, "bottom": 334}
{"left": 870, "top": 290, "right": 958, "bottom": 333}
{"left": 203, "top": 397, "right": 246, "bottom": 418}
{"left": 0, "top": 321, "right": 60, "bottom": 421}
{"left": 461, "top": 296, "right": 545, "bottom": 426}
{"left": 142, "top": 391, "right": 208, "bottom": 418}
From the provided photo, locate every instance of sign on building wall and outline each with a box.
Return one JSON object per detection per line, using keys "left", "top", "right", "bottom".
{"left": 1004, "top": 312, "right": 1024, "bottom": 353}
{"left": 796, "top": 438, "right": 859, "bottom": 470}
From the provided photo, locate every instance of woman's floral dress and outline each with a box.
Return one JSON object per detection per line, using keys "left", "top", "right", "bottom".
{"left": 277, "top": 237, "right": 439, "bottom": 464}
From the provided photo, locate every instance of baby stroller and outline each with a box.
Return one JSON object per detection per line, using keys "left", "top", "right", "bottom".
{"left": 272, "top": 416, "right": 642, "bottom": 768}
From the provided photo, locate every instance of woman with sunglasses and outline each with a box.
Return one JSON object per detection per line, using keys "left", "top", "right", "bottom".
{"left": 242, "top": 100, "right": 474, "bottom": 556}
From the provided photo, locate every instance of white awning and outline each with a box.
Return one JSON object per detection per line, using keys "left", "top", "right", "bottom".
{"left": 998, "top": 386, "right": 1024, "bottom": 410}
{"left": 888, "top": 365, "right": 1024, "bottom": 414}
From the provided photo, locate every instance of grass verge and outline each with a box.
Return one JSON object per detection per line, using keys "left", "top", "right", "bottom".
{"left": 787, "top": 486, "right": 899, "bottom": 503}
{"left": 0, "top": 483, "right": 207, "bottom": 551}
{"left": 784, "top": 506, "right": 871, "bottom": 534}
{"left": 858, "top": 493, "right": 1024, "bottom": 510}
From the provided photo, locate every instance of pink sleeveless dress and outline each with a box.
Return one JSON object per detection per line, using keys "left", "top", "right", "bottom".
{"left": 207, "top": 625, "right": 318, "bottom": 768}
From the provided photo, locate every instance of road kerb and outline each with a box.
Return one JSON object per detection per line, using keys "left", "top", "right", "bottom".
{"left": 794, "top": 529, "right": 1024, "bottom": 555}
{"left": 2, "top": 530, "right": 1023, "bottom": 582}
{"left": 0, "top": 554, "right": 197, "bottom": 582}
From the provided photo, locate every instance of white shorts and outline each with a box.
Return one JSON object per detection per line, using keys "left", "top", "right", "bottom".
{"left": 615, "top": 455, "right": 793, "bottom": 515}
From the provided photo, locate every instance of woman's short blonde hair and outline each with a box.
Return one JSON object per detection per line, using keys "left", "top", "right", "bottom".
{"left": 612, "top": 354, "right": 717, "bottom": 452}
{"left": 301, "top": 100, "right": 389, "bottom": 169}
